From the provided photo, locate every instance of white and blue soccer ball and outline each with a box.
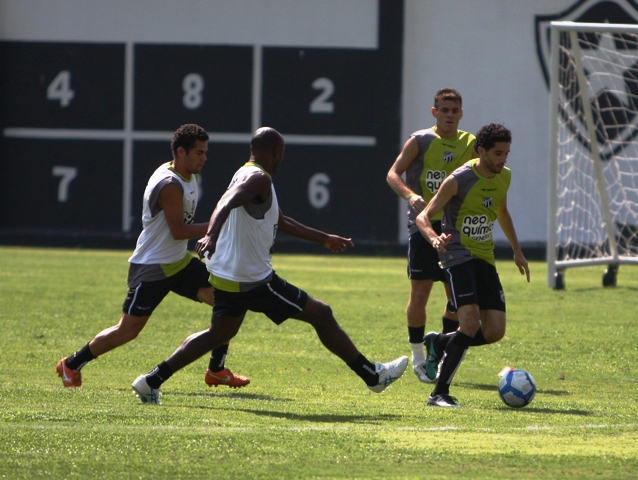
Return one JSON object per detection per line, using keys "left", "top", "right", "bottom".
{"left": 498, "top": 369, "right": 536, "bottom": 408}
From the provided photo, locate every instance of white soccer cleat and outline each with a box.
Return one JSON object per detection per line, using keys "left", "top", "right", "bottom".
{"left": 132, "top": 375, "right": 162, "bottom": 405}
{"left": 368, "top": 356, "right": 408, "bottom": 393}
{"left": 412, "top": 362, "right": 436, "bottom": 384}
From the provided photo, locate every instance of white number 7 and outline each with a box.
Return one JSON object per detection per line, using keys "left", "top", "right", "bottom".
{"left": 52, "top": 166, "right": 78, "bottom": 202}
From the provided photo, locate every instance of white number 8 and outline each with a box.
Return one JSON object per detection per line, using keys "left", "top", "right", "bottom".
{"left": 182, "top": 73, "right": 204, "bottom": 109}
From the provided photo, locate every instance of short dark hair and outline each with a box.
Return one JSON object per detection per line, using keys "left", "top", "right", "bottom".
{"left": 434, "top": 88, "right": 462, "bottom": 108}
{"left": 171, "top": 124, "right": 209, "bottom": 156}
{"left": 474, "top": 123, "right": 512, "bottom": 151}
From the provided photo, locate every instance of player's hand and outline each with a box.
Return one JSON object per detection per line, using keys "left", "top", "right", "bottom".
{"left": 514, "top": 251, "right": 530, "bottom": 282}
{"left": 431, "top": 233, "right": 451, "bottom": 252}
{"left": 195, "top": 235, "right": 216, "bottom": 260}
{"left": 323, "top": 235, "right": 354, "bottom": 253}
{"left": 408, "top": 194, "right": 426, "bottom": 214}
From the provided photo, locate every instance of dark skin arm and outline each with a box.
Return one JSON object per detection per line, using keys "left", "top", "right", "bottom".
{"left": 195, "top": 170, "right": 272, "bottom": 259}
{"left": 195, "top": 169, "right": 353, "bottom": 259}
{"left": 278, "top": 212, "right": 353, "bottom": 252}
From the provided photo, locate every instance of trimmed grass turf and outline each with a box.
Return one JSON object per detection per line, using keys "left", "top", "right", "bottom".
{"left": 1, "top": 246, "right": 637, "bottom": 479}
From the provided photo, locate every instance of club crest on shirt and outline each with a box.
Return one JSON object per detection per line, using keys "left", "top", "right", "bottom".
{"left": 443, "top": 151, "right": 454, "bottom": 163}
{"left": 483, "top": 197, "right": 493, "bottom": 209}
{"left": 535, "top": 0, "right": 638, "bottom": 160}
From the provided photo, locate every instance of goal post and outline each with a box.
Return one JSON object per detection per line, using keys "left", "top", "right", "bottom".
{"left": 548, "top": 21, "right": 638, "bottom": 289}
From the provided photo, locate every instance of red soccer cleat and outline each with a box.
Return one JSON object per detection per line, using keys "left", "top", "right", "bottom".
{"left": 56, "top": 358, "right": 82, "bottom": 387}
{"left": 204, "top": 368, "right": 250, "bottom": 388}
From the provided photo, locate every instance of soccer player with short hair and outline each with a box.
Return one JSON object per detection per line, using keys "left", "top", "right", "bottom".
{"left": 57, "top": 124, "right": 249, "bottom": 390}
{"left": 386, "top": 88, "right": 475, "bottom": 383}
{"left": 416, "top": 123, "right": 530, "bottom": 407}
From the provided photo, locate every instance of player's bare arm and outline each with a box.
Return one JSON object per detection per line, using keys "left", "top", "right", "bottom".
{"left": 386, "top": 137, "right": 426, "bottom": 213}
{"left": 159, "top": 183, "right": 208, "bottom": 240}
{"left": 277, "top": 211, "right": 354, "bottom": 253}
{"left": 496, "top": 194, "right": 530, "bottom": 282}
{"left": 195, "top": 172, "right": 272, "bottom": 259}
{"left": 416, "top": 176, "right": 457, "bottom": 251}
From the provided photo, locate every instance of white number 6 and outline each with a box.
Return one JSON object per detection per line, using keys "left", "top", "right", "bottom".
{"left": 308, "top": 173, "right": 330, "bottom": 209}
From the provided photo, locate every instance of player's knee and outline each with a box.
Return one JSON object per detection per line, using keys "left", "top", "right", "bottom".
{"left": 210, "top": 317, "right": 241, "bottom": 343}
{"left": 316, "top": 300, "right": 334, "bottom": 320}
{"left": 117, "top": 316, "right": 147, "bottom": 342}
{"left": 305, "top": 299, "right": 336, "bottom": 327}
{"left": 409, "top": 286, "right": 431, "bottom": 306}
{"left": 484, "top": 326, "right": 505, "bottom": 344}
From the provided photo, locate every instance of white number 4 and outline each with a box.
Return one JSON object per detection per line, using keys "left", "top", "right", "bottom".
{"left": 52, "top": 166, "right": 78, "bottom": 202}
{"left": 47, "top": 71, "right": 75, "bottom": 107}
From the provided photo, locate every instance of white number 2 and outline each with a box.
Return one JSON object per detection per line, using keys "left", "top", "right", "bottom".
{"left": 52, "top": 166, "right": 78, "bottom": 202}
{"left": 47, "top": 71, "right": 75, "bottom": 107}
{"left": 310, "top": 77, "right": 335, "bottom": 114}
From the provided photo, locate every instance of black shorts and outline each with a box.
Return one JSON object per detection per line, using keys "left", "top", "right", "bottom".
{"left": 407, "top": 221, "right": 445, "bottom": 282}
{"left": 122, "top": 258, "right": 210, "bottom": 316}
{"left": 444, "top": 258, "right": 505, "bottom": 312}
{"left": 213, "top": 273, "right": 308, "bottom": 325}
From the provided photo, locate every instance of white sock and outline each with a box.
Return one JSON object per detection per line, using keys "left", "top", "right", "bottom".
{"left": 410, "top": 342, "right": 426, "bottom": 365}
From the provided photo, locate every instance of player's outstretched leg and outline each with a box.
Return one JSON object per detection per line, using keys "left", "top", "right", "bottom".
{"left": 299, "top": 297, "right": 408, "bottom": 392}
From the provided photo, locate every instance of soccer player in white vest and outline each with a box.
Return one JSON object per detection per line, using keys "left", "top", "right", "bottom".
{"left": 132, "top": 127, "right": 408, "bottom": 404}
{"left": 57, "top": 124, "right": 249, "bottom": 390}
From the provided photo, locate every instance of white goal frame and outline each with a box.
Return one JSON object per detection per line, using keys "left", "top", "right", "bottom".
{"left": 548, "top": 21, "right": 638, "bottom": 289}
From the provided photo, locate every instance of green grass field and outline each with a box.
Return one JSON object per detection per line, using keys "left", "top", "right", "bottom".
{"left": 1, "top": 246, "right": 637, "bottom": 479}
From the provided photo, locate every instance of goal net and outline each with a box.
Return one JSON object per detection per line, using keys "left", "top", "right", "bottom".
{"left": 548, "top": 21, "right": 638, "bottom": 288}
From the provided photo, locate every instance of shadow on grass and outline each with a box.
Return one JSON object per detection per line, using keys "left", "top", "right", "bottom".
{"left": 568, "top": 286, "right": 638, "bottom": 293}
{"left": 173, "top": 391, "right": 285, "bottom": 402}
{"left": 495, "top": 406, "right": 593, "bottom": 416}
{"left": 116, "top": 386, "right": 286, "bottom": 402}
{"left": 219, "top": 407, "right": 400, "bottom": 424}
{"left": 458, "top": 382, "right": 570, "bottom": 396}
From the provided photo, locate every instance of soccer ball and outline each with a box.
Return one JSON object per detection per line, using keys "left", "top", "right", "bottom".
{"left": 498, "top": 369, "right": 536, "bottom": 408}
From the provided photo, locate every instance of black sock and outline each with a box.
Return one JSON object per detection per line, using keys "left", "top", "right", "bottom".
{"left": 437, "top": 328, "right": 487, "bottom": 349}
{"left": 208, "top": 344, "right": 229, "bottom": 372}
{"left": 146, "top": 361, "right": 173, "bottom": 389}
{"left": 470, "top": 328, "right": 488, "bottom": 346}
{"left": 408, "top": 325, "right": 425, "bottom": 344}
{"left": 66, "top": 343, "right": 96, "bottom": 371}
{"left": 432, "top": 331, "right": 472, "bottom": 396}
{"left": 434, "top": 332, "right": 453, "bottom": 353}
{"left": 441, "top": 317, "right": 458, "bottom": 334}
{"left": 348, "top": 353, "right": 378, "bottom": 386}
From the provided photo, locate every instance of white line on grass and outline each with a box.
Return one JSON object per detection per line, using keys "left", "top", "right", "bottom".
{"left": 2, "top": 423, "right": 637, "bottom": 433}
